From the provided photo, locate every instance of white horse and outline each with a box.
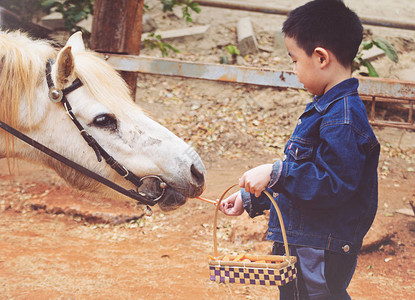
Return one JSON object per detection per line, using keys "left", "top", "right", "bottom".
{"left": 0, "top": 31, "right": 205, "bottom": 211}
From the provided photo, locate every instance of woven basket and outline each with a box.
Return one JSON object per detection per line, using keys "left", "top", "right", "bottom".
{"left": 209, "top": 185, "right": 297, "bottom": 286}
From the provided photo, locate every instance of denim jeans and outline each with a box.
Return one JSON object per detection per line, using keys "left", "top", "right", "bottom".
{"left": 273, "top": 242, "right": 357, "bottom": 300}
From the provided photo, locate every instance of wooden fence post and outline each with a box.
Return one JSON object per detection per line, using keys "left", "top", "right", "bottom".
{"left": 90, "top": 0, "right": 144, "bottom": 100}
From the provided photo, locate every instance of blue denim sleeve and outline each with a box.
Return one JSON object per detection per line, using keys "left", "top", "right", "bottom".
{"left": 269, "top": 160, "right": 283, "bottom": 187}
{"left": 270, "top": 124, "right": 369, "bottom": 208}
{"left": 241, "top": 161, "right": 282, "bottom": 218}
{"left": 241, "top": 188, "right": 271, "bottom": 218}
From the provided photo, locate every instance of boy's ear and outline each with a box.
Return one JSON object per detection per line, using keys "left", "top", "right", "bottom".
{"left": 314, "top": 47, "right": 330, "bottom": 68}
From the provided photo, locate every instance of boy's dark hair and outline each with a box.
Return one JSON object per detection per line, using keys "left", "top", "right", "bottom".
{"left": 282, "top": 0, "right": 363, "bottom": 68}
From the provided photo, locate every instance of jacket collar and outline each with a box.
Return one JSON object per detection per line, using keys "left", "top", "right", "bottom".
{"left": 311, "top": 78, "right": 359, "bottom": 115}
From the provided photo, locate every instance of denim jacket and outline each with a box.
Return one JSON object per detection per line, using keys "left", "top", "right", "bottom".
{"left": 242, "top": 78, "right": 380, "bottom": 254}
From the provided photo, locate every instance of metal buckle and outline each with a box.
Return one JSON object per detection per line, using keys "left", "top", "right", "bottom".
{"left": 48, "top": 87, "right": 63, "bottom": 103}
{"left": 121, "top": 166, "right": 130, "bottom": 178}
{"left": 137, "top": 175, "right": 167, "bottom": 203}
{"left": 63, "top": 102, "right": 74, "bottom": 120}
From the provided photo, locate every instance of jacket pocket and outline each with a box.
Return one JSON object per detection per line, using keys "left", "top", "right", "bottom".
{"left": 288, "top": 142, "right": 314, "bottom": 161}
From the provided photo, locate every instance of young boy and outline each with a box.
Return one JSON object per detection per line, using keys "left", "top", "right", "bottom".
{"left": 219, "top": 0, "right": 380, "bottom": 299}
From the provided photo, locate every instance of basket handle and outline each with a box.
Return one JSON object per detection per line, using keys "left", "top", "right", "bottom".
{"left": 213, "top": 186, "right": 290, "bottom": 259}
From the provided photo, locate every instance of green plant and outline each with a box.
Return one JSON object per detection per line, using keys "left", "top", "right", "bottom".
{"left": 41, "top": 0, "right": 94, "bottom": 34}
{"left": 142, "top": 32, "right": 179, "bottom": 57}
{"left": 353, "top": 38, "right": 399, "bottom": 77}
{"left": 161, "top": 0, "right": 201, "bottom": 23}
{"left": 220, "top": 45, "right": 240, "bottom": 64}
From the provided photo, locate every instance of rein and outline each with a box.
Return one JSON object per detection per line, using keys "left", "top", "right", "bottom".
{"left": 0, "top": 60, "right": 167, "bottom": 207}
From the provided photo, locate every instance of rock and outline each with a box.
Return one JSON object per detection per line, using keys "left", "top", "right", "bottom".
{"left": 258, "top": 45, "right": 274, "bottom": 53}
{"left": 141, "top": 25, "right": 210, "bottom": 41}
{"left": 274, "top": 28, "right": 285, "bottom": 51}
{"left": 237, "top": 17, "right": 258, "bottom": 56}
{"left": 361, "top": 46, "right": 385, "bottom": 61}
{"left": 236, "top": 55, "right": 246, "bottom": 65}
{"left": 143, "top": 14, "right": 158, "bottom": 32}
{"left": 396, "top": 207, "right": 415, "bottom": 217}
{"left": 40, "top": 11, "right": 65, "bottom": 30}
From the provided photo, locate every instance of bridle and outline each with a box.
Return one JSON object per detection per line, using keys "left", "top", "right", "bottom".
{"left": 0, "top": 59, "right": 167, "bottom": 208}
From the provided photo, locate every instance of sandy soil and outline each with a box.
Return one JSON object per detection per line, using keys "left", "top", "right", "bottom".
{"left": 1, "top": 0, "right": 415, "bottom": 299}
{"left": 0, "top": 154, "right": 414, "bottom": 299}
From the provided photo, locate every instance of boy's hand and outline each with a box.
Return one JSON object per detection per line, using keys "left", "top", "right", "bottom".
{"left": 218, "top": 191, "right": 244, "bottom": 216}
{"left": 239, "top": 164, "right": 273, "bottom": 197}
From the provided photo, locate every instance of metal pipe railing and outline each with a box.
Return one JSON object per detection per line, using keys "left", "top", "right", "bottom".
{"left": 100, "top": 53, "right": 415, "bottom": 130}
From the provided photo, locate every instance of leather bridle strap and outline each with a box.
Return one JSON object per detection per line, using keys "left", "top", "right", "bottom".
{"left": 0, "top": 120, "right": 157, "bottom": 206}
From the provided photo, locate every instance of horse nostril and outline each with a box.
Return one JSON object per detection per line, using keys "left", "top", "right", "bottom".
{"left": 191, "top": 163, "right": 204, "bottom": 185}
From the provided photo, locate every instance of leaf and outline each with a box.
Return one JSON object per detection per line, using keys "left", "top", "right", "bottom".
{"left": 71, "top": 11, "right": 87, "bottom": 23}
{"left": 161, "top": 0, "right": 175, "bottom": 12}
{"left": 41, "top": 0, "right": 58, "bottom": 9}
{"left": 362, "top": 60, "right": 379, "bottom": 77}
{"left": 164, "top": 43, "right": 180, "bottom": 53}
{"left": 373, "top": 38, "right": 399, "bottom": 63}
{"left": 189, "top": 2, "right": 201, "bottom": 13}
{"left": 182, "top": 6, "right": 193, "bottom": 23}
{"left": 361, "top": 41, "right": 374, "bottom": 50}
{"left": 225, "top": 45, "right": 240, "bottom": 56}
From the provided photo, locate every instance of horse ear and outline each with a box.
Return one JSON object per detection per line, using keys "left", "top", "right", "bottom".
{"left": 56, "top": 46, "right": 75, "bottom": 88}
{"left": 55, "top": 32, "right": 84, "bottom": 88}
{"left": 65, "top": 31, "right": 85, "bottom": 53}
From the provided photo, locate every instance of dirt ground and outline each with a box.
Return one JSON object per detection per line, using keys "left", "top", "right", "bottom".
{"left": 1, "top": 0, "right": 415, "bottom": 299}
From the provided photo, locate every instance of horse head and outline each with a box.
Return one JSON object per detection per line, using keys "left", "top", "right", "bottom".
{"left": 0, "top": 31, "right": 206, "bottom": 211}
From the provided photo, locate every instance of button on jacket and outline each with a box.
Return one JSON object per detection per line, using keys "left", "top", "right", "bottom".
{"left": 242, "top": 78, "right": 380, "bottom": 254}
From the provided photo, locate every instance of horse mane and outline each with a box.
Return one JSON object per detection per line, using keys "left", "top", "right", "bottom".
{"left": 0, "top": 31, "right": 56, "bottom": 160}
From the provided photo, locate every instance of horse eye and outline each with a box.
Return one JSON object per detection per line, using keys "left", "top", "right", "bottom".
{"left": 93, "top": 114, "right": 117, "bottom": 130}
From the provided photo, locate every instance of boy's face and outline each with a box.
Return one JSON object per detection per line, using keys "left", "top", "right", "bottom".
{"left": 285, "top": 36, "right": 324, "bottom": 96}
